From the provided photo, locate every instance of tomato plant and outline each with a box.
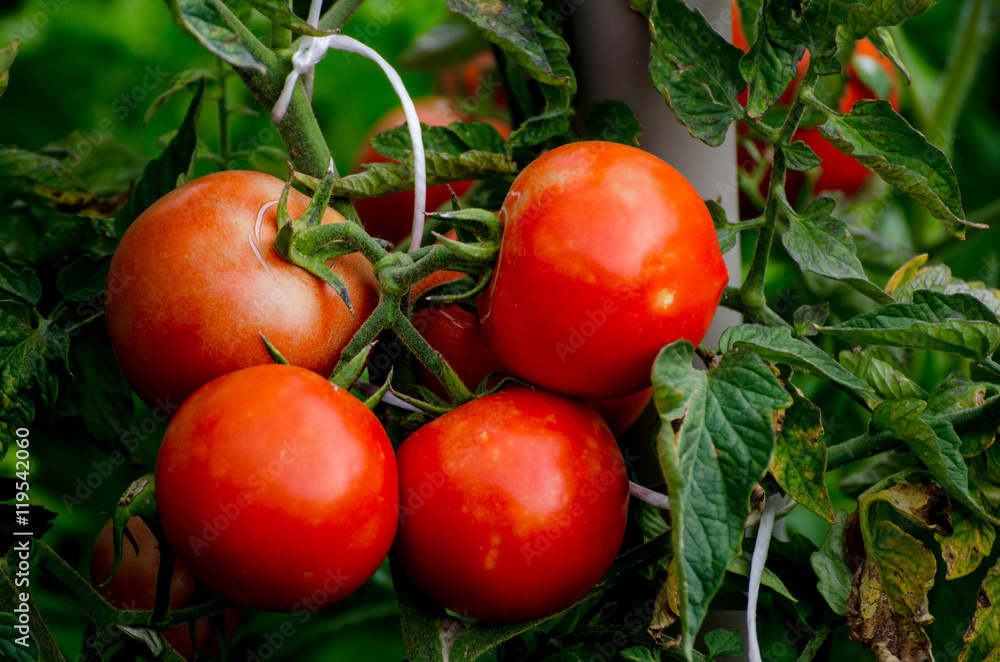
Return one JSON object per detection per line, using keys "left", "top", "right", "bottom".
{"left": 90, "top": 517, "right": 241, "bottom": 661}
{"left": 394, "top": 387, "right": 629, "bottom": 624}
{"left": 352, "top": 96, "right": 510, "bottom": 246}
{"left": 154, "top": 364, "right": 398, "bottom": 612}
{"left": 478, "top": 140, "right": 727, "bottom": 400}
{"left": 105, "top": 170, "right": 379, "bottom": 407}
{"left": 5, "top": 1, "right": 1000, "bottom": 662}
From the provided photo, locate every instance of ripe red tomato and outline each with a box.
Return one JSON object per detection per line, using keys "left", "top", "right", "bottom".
{"left": 105, "top": 170, "right": 378, "bottom": 408}
{"left": 478, "top": 141, "right": 726, "bottom": 400}
{"left": 353, "top": 96, "right": 510, "bottom": 246}
{"left": 394, "top": 387, "right": 629, "bottom": 623}
{"left": 589, "top": 387, "right": 653, "bottom": 438}
{"left": 155, "top": 364, "right": 398, "bottom": 612}
{"left": 90, "top": 517, "right": 240, "bottom": 661}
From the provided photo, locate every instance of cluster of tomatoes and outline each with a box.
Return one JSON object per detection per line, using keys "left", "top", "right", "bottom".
{"left": 91, "top": 54, "right": 728, "bottom": 659}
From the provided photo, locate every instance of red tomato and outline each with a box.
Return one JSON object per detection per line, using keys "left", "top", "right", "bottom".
{"left": 394, "top": 387, "right": 629, "bottom": 623}
{"left": 353, "top": 97, "right": 510, "bottom": 246}
{"left": 478, "top": 141, "right": 726, "bottom": 400}
{"left": 588, "top": 388, "right": 653, "bottom": 438}
{"left": 154, "top": 364, "right": 398, "bottom": 612}
{"left": 90, "top": 517, "right": 240, "bottom": 661}
{"left": 105, "top": 170, "right": 378, "bottom": 408}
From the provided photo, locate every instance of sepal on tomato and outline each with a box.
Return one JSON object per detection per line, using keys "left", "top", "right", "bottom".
{"left": 105, "top": 475, "right": 158, "bottom": 588}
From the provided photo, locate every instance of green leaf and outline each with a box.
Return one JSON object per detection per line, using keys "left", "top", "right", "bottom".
{"left": 707, "top": 199, "right": 737, "bottom": 255}
{"left": 891, "top": 263, "right": 1000, "bottom": 319}
{"left": 119, "top": 79, "right": 205, "bottom": 237}
{"left": 811, "top": 511, "right": 853, "bottom": 616}
{"left": 620, "top": 646, "right": 657, "bottom": 662}
{"left": 819, "top": 290, "right": 1000, "bottom": 363}
{"left": 867, "top": 481, "right": 953, "bottom": 536}
{"left": 871, "top": 399, "right": 997, "bottom": 524}
{"left": 0, "top": 302, "right": 69, "bottom": 458}
{"left": 773, "top": 387, "right": 834, "bottom": 522}
{"left": 163, "top": 0, "right": 265, "bottom": 72}
{"left": 867, "top": 520, "right": 937, "bottom": 620}
{"left": 583, "top": 100, "right": 642, "bottom": 147}
{"left": 726, "top": 552, "right": 798, "bottom": 602}
{"left": 55, "top": 254, "right": 111, "bottom": 303}
{"left": 781, "top": 197, "right": 894, "bottom": 304}
{"left": 654, "top": 342, "right": 790, "bottom": 659}
{"left": 0, "top": 263, "right": 41, "bottom": 306}
{"left": 719, "top": 324, "right": 880, "bottom": 408}
{"left": 783, "top": 140, "right": 822, "bottom": 172}
{"left": 0, "top": 613, "right": 39, "bottom": 662}
{"left": 840, "top": 347, "right": 928, "bottom": 402}
{"left": 704, "top": 628, "right": 745, "bottom": 660}
{"left": 0, "top": 147, "right": 87, "bottom": 209}
{"left": 143, "top": 69, "right": 220, "bottom": 125}
{"left": 242, "top": 0, "right": 337, "bottom": 35}
{"left": 648, "top": 0, "right": 745, "bottom": 146}
{"left": 817, "top": 100, "right": 970, "bottom": 237}
{"left": 447, "top": 0, "right": 566, "bottom": 86}
{"left": 739, "top": 1, "right": 804, "bottom": 118}
{"left": 960, "top": 558, "right": 1000, "bottom": 662}
{"left": 69, "top": 336, "right": 137, "bottom": 453}
{"left": 926, "top": 373, "right": 1000, "bottom": 456}
{"left": 792, "top": 303, "right": 829, "bottom": 337}
{"left": 0, "top": 40, "right": 17, "bottom": 100}
{"left": 35, "top": 216, "right": 117, "bottom": 266}
{"left": 938, "top": 506, "right": 996, "bottom": 581}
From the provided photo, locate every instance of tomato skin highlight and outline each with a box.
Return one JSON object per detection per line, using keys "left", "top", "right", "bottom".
{"left": 90, "top": 517, "right": 241, "bottom": 661}
{"left": 105, "top": 170, "right": 378, "bottom": 408}
{"left": 478, "top": 141, "right": 727, "bottom": 400}
{"left": 394, "top": 387, "right": 629, "bottom": 624}
{"left": 154, "top": 364, "right": 399, "bottom": 612}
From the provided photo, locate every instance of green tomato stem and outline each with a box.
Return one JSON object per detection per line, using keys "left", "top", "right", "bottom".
{"left": 216, "top": 1, "right": 332, "bottom": 178}
{"left": 794, "top": 613, "right": 837, "bottom": 662}
{"left": 0, "top": 565, "right": 67, "bottom": 662}
{"left": 392, "top": 313, "right": 475, "bottom": 405}
{"left": 928, "top": 0, "right": 999, "bottom": 161}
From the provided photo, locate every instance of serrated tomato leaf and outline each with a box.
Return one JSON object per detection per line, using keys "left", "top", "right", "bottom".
{"left": 871, "top": 399, "right": 996, "bottom": 525}
{"left": 774, "top": 388, "right": 834, "bottom": 522}
{"left": 961, "top": 558, "right": 1000, "bottom": 662}
{"left": 242, "top": 0, "right": 336, "bottom": 35}
{"left": 164, "top": 0, "right": 264, "bottom": 73}
{"left": 781, "top": 197, "right": 894, "bottom": 304}
{"left": 818, "top": 100, "right": 969, "bottom": 237}
{"left": 583, "top": 100, "right": 642, "bottom": 147}
{"left": 937, "top": 506, "right": 995, "bottom": 581}
{"left": 0, "top": 263, "right": 41, "bottom": 307}
{"left": 720, "top": 324, "right": 880, "bottom": 408}
{"left": 0, "top": 302, "right": 70, "bottom": 459}
{"left": 818, "top": 290, "right": 1000, "bottom": 363}
{"left": 653, "top": 341, "right": 790, "bottom": 660}
{"left": 648, "top": 0, "right": 745, "bottom": 146}
{"left": 811, "top": 511, "right": 853, "bottom": 615}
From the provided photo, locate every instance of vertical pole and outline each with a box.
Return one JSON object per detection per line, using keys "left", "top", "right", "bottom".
{"left": 568, "top": 2, "right": 748, "bottom": 661}
{"left": 569, "top": 0, "right": 741, "bottom": 347}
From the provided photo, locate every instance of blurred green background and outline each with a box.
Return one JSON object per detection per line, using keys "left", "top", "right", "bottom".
{"left": 1, "top": 0, "right": 999, "bottom": 660}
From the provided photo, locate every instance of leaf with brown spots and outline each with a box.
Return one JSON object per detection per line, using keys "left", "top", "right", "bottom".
{"left": 868, "top": 481, "right": 953, "bottom": 537}
{"left": 772, "top": 387, "right": 835, "bottom": 522}
{"left": 846, "top": 521, "right": 936, "bottom": 662}
{"left": 938, "top": 506, "right": 996, "bottom": 581}
{"left": 648, "top": 560, "right": 682, "bottom": 647}
{"left": 960, "top": 558, "right": 1000, "bottom": 662}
